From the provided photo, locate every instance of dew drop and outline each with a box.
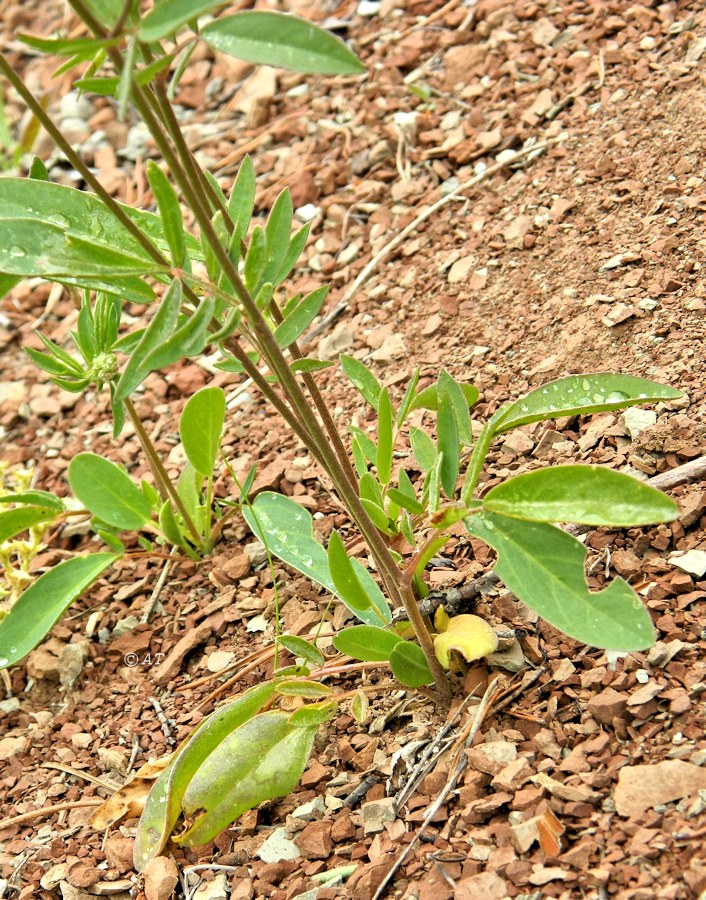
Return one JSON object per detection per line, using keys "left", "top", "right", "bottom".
{"left": 638, "top": 393, "right": 647, "bottom": 399}
{"left": 606, "top": 390, "right": 629, "bottom": 402}
{"left": 566, "top": 387, "right": 574, "bottom": 394}
{"left": 541, "top": 388, "right": 549, "bottom": 395}
{"left": 9, "top": 647, "right": 17, "bottom": 654}
{"left": 8, "top": 246, "right": 26, "bottom": 258}
{"left": 301, "top": 555, "right": 313, "bottom": 567}
{"left": 592, "top": 392, "right": 605, "bottom": 403}
{"left": 551, "top": 383, "right": 560, "bottom": 392}
{"left": 49, "top": 213, "right": 70, "bottom": 229}
{"left": 581, "top": 379, "right": 590, "bottom": 391}
{"left": 519, "top": 403, "right": 530, "bottom": 412}
{"left": 159, "top": 795, "right": 166, "bottom": 803}
{"left": 547, "top": 403, "right": 556, "bottom": 411}
{"left": 485, "top": 520, "right": 495, "bottom": 531}
{"left": 0, "top": 658, "right": 8, "bottom": 667}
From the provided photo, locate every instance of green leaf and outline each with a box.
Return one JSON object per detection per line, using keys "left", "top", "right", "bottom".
{"left": 277, "top": 635, "right": 324, "bottom": 668}
{"left": 264, "top": 189, "right": 293, "bottom": 285}
{"left": 0, "top": 177, "right": 200, "bottom": 269}
{"left": 290, "top": 358, "right": 333, "bottom": 374}
{"left": 483, "top": 465, "right": 680, "bottom": 526}
{"left": 275, "top": 680, "right": 333, "bottom": 698}
{"left": 176, "top": 710, "right": 319, "bottom": 846}
{"left": 349, "top": 427, "right": 377, "bottom": 465}
{"left": 201, "top": 12, "right": 366, "bottom": 75}
{"left": 464, "top": 511, "right": 656, "bottom": 651}
{"left": 0, "top": 219, "right": 162, "bottom": 278}
{"left": 289, "top": 700, "right": 336, "bottom": 728}
{"left": 409, "top": 426, "right": 437, "bottom": 473}
{"left": 134, "top": 683, "right": 277, "bottom": 869}
{"left": 438, "top": 370, "right": 473, "bottom": 446}
{"left": 276, "top": 223, "right": 310, "bottom": 285}
{"left": 327, "top": 530, "right": 372, "bottom": 613}
{"left": 0, "top": 554, "right": 119, "bottom": 669}
{"left": 437, "top": 390, "right": 459, "bottom": 498}
{"left": 495, "top": 374, "right": 684, "bottom": 435}
{"left": 244, "top": 225, "right": 267, "bottom": 295}
{"left": 389, "top": 641, "right": 434, "bottom": 688}
{"left": 358, "top": 472, "right": 384, "bottom": 508}
{"left": 179, "top": 387, "right": 226, "bottom": 477}
{"left": 138, "top": 0, "right": 229, "bottom": 42}
{"left": 146, "top": 161, "right": 187, "bottom": 268}
{"left": 386, "top": 487, "right": 424, "bottom": 516}
{"left": 227, "top": 155, "right": 256, "bottom": 232}
{"left": 18, "top": 33, "right": 118, "bottom": 55}
{"left": 273, "top": 286, "right": 329, "bottom": 347}
{"left": 113, "top": 279, "right": 183, "bottom": 401}
{"left": 340, "top": 355, "right": 381, "bottom": 410}
{"left": 0, "top": 507, "right": 59, "bottom": 543}
{"left": 243, "top": 492, "right": 390, "bottom": 626}
{"left": 376, "top": 388, "right": 394, "bottom": 486}
{"left": 333, "top": 625, "right": 403, "bottom": 661}
{"left": 360, "top": 498, "right": 392, "bottom": 533}
{"left": 396, "top": 370, "right": 420, "bottom": 427}
{"left": 142, "top": 296, "right": 215, "bottom": 368}
{"left": 0, "top": 490, "right": 64, "bottom": 511}
{"left": 158, "top": 500, "right": 189, "bottom": 551}
{"left": 68, "top": 453, "right": 152, "bottom": 530}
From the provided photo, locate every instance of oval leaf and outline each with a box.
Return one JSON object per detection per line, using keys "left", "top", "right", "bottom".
{"left": 138, "top": 0, "right": 228, "bottom": 42}
{"left": 483, "top": 465, "right": 680, "bottom": 526}
{"left": 179, "top": 386, "right": 226, "bottom": 477}
{"left": 0, "top": 507, "right": 58, "bottom": 543}
{"left": 201, "top": 11, "right": 365, "bottom": 75}
{"left": 333, "top": 624, "right": 402, "bottom": 662}
{"left": 0, "top": 553, "right": 119, "bottom": 669}
{"left": 134, "top": 683, "right": 277, "bottom": 869}
{"left": 464, "top": 511, "right": 656, "bottom": 651}
{"left": 275, "top": 680, "right": 333, "bottom": 698}
{"left": 495, "top": 374, "right": 684, "bottom": 435}
{"left": 389, "top": 641, "right": 435, "bottom": 688}
{"left": 68, "top": 453, "right": 152, "bottom": 530}
{"left": 243, "top": 493, "right": 390, "bottom": 626}
{"left": 277, "top": 635, "right": 324, "bottom": 668}
{"left": 177, "top": 711, "right": 319, "bottom": 846}
{"left": 327, "top": 530, "right": 372, "bottom": 613}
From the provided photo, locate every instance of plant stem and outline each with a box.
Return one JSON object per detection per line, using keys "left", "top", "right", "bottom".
{"left": 124, "top": 397, "right": 202, "bottom": 546}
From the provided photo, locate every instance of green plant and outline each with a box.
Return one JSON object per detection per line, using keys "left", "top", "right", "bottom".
{"left": 0, "top": 0, "right": 685, "bottom": 864}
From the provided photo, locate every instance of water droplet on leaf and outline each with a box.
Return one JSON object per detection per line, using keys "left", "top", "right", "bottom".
{"left": 8, "top": 246, "right": 26, "bottom": 258}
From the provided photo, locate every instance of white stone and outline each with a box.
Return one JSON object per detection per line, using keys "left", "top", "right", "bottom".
{"left": 257, "top": 826, "right": 301, "bottom": 863}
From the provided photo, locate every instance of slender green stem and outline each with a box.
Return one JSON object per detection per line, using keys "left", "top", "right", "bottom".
{"left": 461, "top": 410, "right": 505, "bottom": 505}
{"left": 124, "top": 398, "right": 202, "bottom": 545}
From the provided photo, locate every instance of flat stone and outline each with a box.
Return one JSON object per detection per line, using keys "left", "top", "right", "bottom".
{"left": 361, "top": 797, "right": 397, "bottom": 834}
{"left": 295, "top": 820, "right": 333, "bottom": 859}
{"left": 588, "top": 687, "right": 628, "bottom": 724}
{"left": 615, "top": 760, "right": 706, "bottom": 817}
{"left": 257, "top": 827, "right": 301, "bottom": 863}
{"left": 467, "top": 740, "right": 517, "bottom": 775}
{"left": 143, "top": 856, "right": 179, "bottom": 900}
{"left": 621, "top": 408, "right": 657, "bottom": 438}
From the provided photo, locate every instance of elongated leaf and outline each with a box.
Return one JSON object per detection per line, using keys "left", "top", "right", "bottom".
{"left": 18, "top": 33, "right": 119, "bottom": 55}
{"left": 276, "top": 223, "right": 310, "bottom": 285}
{"left": 360, "top": 498, "right": 391, "bottom": 533}
{"left": 411, "top": 381, "right": 479, "bottom": 414}
{"left": 333, "top": 625, "right": 402, "bottom": 662}
{"left": 359, "top": 472, "right": 384, "bottom": 508}
{"left": 0, "top": 553, "right": 119, "bottom": 669}
{"left": 0, "top": 177, "right": 199, "bottom": 264}
{"left": 327, "top": 530, "right": 372, "bottom": 613}
{"left": 341, "top": 355, "right": 381, "bottom": 410}
{"left": 484, "top": 465, "right": 679, "bottom": 526}
{"left": 264, "top": 189, "right": 293, "bottom": 285}
{"left": 410, "top": 426, "right": 437, "bottom": 473}
{"left": 275, "top": 680, "right": 333, "bottom": 698}
{"left": 138, "top": 0, "right": 228, "bottom": 42}
{"left": 134, "top": 683, "right": 277, "bottom": 870}
{"left": 389, "top": 641, "right": 434, "bottom": 688}
{"left": 142, "top": 296, "right": 215, "bottom": 368}
{"left": 177, "top": 710, "right": 320, "bottom": 846}
{"left": 146, "top": 161, "right": 186, "bottom": 268}
{"left": 495, "top": 374, "right": 683, "bottom": 435}
{"left": 227, "top": 155, "right": 256, "bottom": 231}
{"left": 386, "top": 487, "right": 424, "bottom": 516}
{"left": 0, "top": 507, "right": 58, "bottom": 543}
{"left": 396, "top": 370, "right": 420, "bottom": 428}
{"left": 244, "top": 225, "right": 267, "bottom": 295}
{"left": 277, "top": 635, "right": 324, "bottom": 668}
{"left": 158, "top": 500, "right": 188, "bottom": 550}
{"left": 273, "top": 286, "right": 328, "bottom": 347}
{"left": 114, "top": 279, "right": 182, "bottom": 401}
{"left": 201, "top": 12, "right": 365, "bottom": 75}
{"left": 376, "top": 388, "right": 393, "bottom": 486}
{"left": 0, "top": 490, "right": 64, "bottom": 511}
{"left": 290, "top": 358, "right": 333, "bottom": 374}
{"left": 0, "top": 219, "right": 162, "bottom": 278}
{"left": 179, "top": 387, "right": 226, "bottom": 477}
{"left": 464, "top": 511, "right": 655, "bottom": 650}
{"left": 68, "top": 453, "right": 152, "bottom": 530}
{"left": 243, "top": 492, "right": 390, "bottom": 626}
{"left": 437, "top": 390, "right": 458, "bottom": 497}
{"left": 438, "top": 370, "right": 473, "bottom": 446}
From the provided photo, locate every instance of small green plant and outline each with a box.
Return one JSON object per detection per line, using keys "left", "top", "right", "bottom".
{"left": 0, "top": 0, "right": 686, "bottom": 865}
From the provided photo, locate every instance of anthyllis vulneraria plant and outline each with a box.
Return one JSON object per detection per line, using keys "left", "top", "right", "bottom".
{"left": 0, "top": 0, "right": 685, "bottom": 861}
